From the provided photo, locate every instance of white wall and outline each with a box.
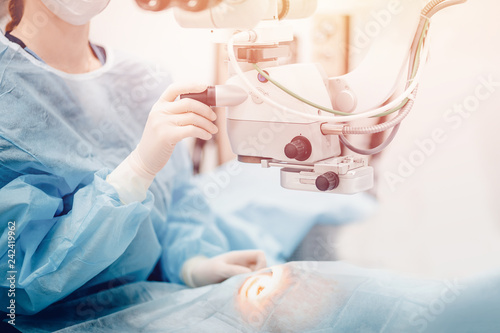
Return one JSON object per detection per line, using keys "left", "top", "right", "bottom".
{"left": 90, "top": 0, "right": 216, "bottom": 83}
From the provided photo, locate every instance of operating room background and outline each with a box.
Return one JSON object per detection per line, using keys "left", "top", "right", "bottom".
{"left": 2, "top": 0, "right": 497, "bottom": 280}
{"left": 89, "top": 0, "right": 500, "bottom": 279}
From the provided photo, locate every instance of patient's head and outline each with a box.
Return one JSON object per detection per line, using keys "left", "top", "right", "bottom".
{"left": 235, "top": 262, "right": 348, "bottom": 332}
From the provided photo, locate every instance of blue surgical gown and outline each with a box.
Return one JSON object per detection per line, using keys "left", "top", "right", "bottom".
{"left": 0, "top": 35, "right": 230, "bottom": 315}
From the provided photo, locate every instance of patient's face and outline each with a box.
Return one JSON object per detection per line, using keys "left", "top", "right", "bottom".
{"left": 235, "top": 263, "right": 348, "bottom": 332}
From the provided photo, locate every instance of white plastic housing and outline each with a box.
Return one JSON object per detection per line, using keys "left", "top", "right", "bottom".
{"left": 226, "top": 63, "right": 333, "bottom": 123}
{"left": 227, "top": 120, "right": 340, "bottom": 163}
{"left": 279, "top": 0, "right": 318, "bottom": 20}
{"left": 173, "top": 0, "right": 270, "bottom": 29}
{"left": 281, "top": 166, "right": 374, "bottom": 194}
{"left": 226, "top": 63, "right": 341, "bottom": 163}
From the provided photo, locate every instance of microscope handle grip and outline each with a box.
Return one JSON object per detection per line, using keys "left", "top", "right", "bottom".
{"left": 180, "top": 86, "right": 216, "bottom": 106}
{"left": 180, "top": 85, "right": 248, "bottom": 107}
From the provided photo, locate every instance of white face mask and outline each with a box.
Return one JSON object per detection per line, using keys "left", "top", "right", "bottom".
{"left": 41, "top": 0, "right": 111, "bottom": 26}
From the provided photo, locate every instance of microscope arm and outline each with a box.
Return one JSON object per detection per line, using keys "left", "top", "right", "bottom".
{"left": 328, "top": 1, "right": 422, "bottom": 114}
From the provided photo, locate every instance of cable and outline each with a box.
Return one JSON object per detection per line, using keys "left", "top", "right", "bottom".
{"left": 334, "top": 91, "right": 416, "bottom": 155}
{"left": 228, "top": 32, "right": 428, "bottom": 122}
{"left": 426, "top": 0, "right": 468, "bottom": 17}
{"left": 408, "top": 19, "right": 429, "bottom": 82}
{"left": 252, "top": 17, "right": 426, "bottom": 119}
{"left": 339, "top": 124, "right": 401, "bottom": 156}
{"left": 422, "top": 0, "right": 467, "bottom": 16}
{"left": 253, "top": 63, "right": 416, "bottom": 118}
{"left": 321, "top": 89, "right": 417, "bottom": 136}
{"left": 252, "top": 64, "right": 353, "bottom": 116}
{"left": 407, "top": 0, "right": 465, "bottom": 78}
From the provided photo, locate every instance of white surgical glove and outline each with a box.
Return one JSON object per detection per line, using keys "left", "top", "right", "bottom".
{"left": 107, "top": 83, "right": 218, "bottom": 204}
{"left": 182, "top": 250, "right": 267, "bottom": 288}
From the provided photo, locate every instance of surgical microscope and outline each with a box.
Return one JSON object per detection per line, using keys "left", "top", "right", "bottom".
{"left": 135, "top": 0, "right": 467, "bottom": 194}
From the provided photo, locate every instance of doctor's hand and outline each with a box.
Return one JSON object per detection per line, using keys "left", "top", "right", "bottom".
{"left": 107, "top": 83, "right": 218, "bottom": 204}
{"left": 182, "top": 250, "right": 268, "bottom": 288}
{"left": 132, "top": 83, "right": 218, "bottom": 177}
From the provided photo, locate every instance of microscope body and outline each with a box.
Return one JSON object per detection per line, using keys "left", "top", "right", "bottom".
{"left": 175, "top": 0, "right": 423, "bottom": 194}
{"left": 225, "top": 63, "right": 373, "bottom": 194}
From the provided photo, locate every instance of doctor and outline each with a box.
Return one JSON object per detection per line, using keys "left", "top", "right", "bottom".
{"left": 0, "top": 0, "right": 265, "bottom": 315}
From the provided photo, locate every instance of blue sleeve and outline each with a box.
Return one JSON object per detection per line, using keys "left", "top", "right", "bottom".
{"left": 158, "top": 144, "right": 230, "bottom": 284}
{"left": 0, "top": 168, "right": 156, "bottom": 315}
